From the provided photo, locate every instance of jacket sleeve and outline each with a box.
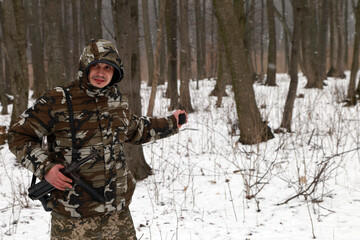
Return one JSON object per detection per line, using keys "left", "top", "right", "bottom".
{"left": 8, "top": 91, "right": 57, "bottom": 180}
{"left": 125, "top": 112, "right": 179, "bottom": 145}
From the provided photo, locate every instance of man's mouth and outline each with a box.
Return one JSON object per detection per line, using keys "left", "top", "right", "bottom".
{"left": 92, "top": 76, "right": 106, "bottom": 84}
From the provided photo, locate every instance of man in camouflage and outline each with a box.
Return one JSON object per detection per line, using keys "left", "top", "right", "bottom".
{"left": 8, "top": 39, "right": 187, "bottom": 239}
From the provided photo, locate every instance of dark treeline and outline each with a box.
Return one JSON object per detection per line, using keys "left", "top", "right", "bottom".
{"left": 1, "top": 0, "right": 360, "bottom": 151}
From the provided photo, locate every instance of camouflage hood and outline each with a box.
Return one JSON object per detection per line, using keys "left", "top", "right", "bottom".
{"left": 78, "top": 39, "right": 124, "bottom": 86}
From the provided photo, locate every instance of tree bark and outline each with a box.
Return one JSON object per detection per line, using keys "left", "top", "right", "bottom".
{"left": 0, "top": 1, "right": 9, "bottom": 115}
{"left": 3, "top": 0, "right": 29, "bottom": 126}
{"left": 113, "top": 0, "right": 151, "bottom": 180}
{"left": 213, "top": 0, "right": 274, "bottom": 144}
{"left": 327, "top": 0, "right": 339, "bottom": 77}
{"left": 27, "top": 0, "right": 46, "bottom": 99}
{"left": 318, "top": 0, "right": 329, "bottom": 81}
{"left": 265, "top": 0, "right": 277, "bottom": 86}
{"left": 81, "top": 0, "right": 102, "bottom": 42}
{"left": 147, "top": 0, "right": 166, "bottom": 117}
{"left": 142, "top": 0, "right": 155, "bottom": 87}
{"left": 165, "top": 0, "right": 178, "bottom": 111}
{"left": 280, "top": 0, "right": 302, "bottom": 132}
{"left": 301, "top": 0, "right": 322, "bottom": 89}
{"left": 347, "top": 0, "right": 360, "bottom": 105}
{"left": 335, "top": 0, "right": 346, "bottom": 78}
{"left": 72, "top": 0, "right": 80, "bottom": 69}
{"left": 179, "top": 0, "right": 194, "bottom": 112}
{"left": 44, "top": 0, "right": 66, "bottom": 88}
{"left": 195, "top": 0, "right": 205, "bottom": 86}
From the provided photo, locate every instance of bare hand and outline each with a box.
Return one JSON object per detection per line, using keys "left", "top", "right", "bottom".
{"left": 44, "top": 164, "right": 73, "bottom": 191}
{"left": 173, "top": 109, "right": 188, "bottom": 129}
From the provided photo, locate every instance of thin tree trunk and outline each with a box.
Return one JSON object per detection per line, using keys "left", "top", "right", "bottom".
{"left": 195, "top": 0, "right": 204, "bottom": 87}
{"left": 63, "top": 0, "right": 73, "bottom": 80}
{"left": 282, "top": 0, "right": 289, "bottom": 73}
{"left": 3, "top": 0, "right": 29, "bottom": 126}
{"left": 179, "top": 0, "right": 194, "bottom": 112}
{"left": 44, "top": 0, "right": 66, "bottom": 88}
{"left": 265, "top": 0, "right": 277, "bottom": 86}
{"left": 165, "top": 0, "right": 178, "bottom": 110}
{"left": 147, "top": 0, "right": 166, "bottom": 117}
{"left": 260, "top": 0, "right": 265, "bottom": 81}
{"left": 335, "top": 0, "right": 346, "bottom": 78}
{"left": 0, "top": 1, "right": 8, "bottom": 114}
{"left": 213, "top": 0, "right": 274, "bottom": 144}
{"left": 328, "top": 0, "right": 338, "bottom": 77}
{"left": 72, "top": 0, "right": 80, "bottom": 69}
{"left": 281, "top": 0, "right": 302, "bottom": 132}
{"left": 81, "top": 0, "right": 102, "bottom": 42}
{"left": 143, "top": 0, "right": 155, "bottom": 86}
{"left": 28, "top": 0, "right": 46, "bottom": 99}
{"left": 318, "top": 0, "right": 329, "bottom": 81}
{"left": 347, "top": 0, "right": 360, "bottom": 105}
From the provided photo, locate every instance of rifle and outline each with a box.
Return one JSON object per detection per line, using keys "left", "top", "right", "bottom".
{"left": 28, "top": 148, "right": 104, "bottom": 211}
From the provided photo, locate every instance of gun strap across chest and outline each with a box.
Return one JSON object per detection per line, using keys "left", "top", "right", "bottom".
{"left": 61, "top": 86, "right": 79, "bottom": 162}
{"left": 30, "top": 86, "right": 78, "bottom": 187}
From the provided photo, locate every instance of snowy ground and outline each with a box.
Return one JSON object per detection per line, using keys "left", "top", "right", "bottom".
{"left": 1, "top": 73, "right": 360, "bottom": 240}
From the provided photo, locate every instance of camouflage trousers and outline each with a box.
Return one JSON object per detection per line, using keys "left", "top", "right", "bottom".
{"left": 50, "top": 207, "right": 137, "bottom": 240}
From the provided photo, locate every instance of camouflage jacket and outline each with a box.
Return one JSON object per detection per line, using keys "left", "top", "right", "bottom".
{"left": 8, "top": 39, "right": 179, "bottom": 218}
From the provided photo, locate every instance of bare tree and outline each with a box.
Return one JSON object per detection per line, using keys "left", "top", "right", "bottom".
{"left": 0, "top": 1, "right": 8, "bottom": 115}
{"left": 27, "top": 0, "right": 46, "bottom": 99}
{"left": 301, "top": 0, "right": 322, "bottom": 89}
{"left": 265, "top": 0, "right": 277, "bottom": 86}
{"left": 195, "top": 0, "right": 205, "bottom": 86}
{"left": 72, "top": 0, "right": 80, "bottom": 69}
{"left": 81, "top": 0, "right": 102, "bottom": 42}
{"left": 280, "top": 0, "right": 302, "bottom": 132}
{"left": 346, "top": 0, "right": 360, "bottom": 105}
{"left": 112, "top": 0, "right": 151, "bottom": 180}
{"left": 147, "top": 0, "right": 166, "bottom": 117}
{"left": 44, "top": 0, "right": 66, "bottom": 88}
{"left": 213, "top": 0, "right": 274, "bottom": 144}
{"left": 142, "top": 0, "right": 155, "bottom": 87}
{"left": 165, "top": 0, "right": 178, "bottom": 111}
{"left": 179, "top": 0, "right": 194, "bottom": 112}
{"left": 2, "top": 0, "right": 29, "bottom": 125}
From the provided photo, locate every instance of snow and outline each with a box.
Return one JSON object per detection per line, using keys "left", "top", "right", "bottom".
{"left": 1, "top": 73, "right": 360, "bottom": 240}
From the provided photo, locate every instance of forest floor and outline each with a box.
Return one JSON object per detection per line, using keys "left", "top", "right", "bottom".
{"left": 1, "top": 73, "right": 360, "bottom": 240}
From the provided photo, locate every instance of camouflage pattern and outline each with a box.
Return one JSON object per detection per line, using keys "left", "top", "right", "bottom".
{"left": 51, "top": 207, "right": 136, "bottom": 240}
{"left": 8, "top": 39, "right": 179, "bottom": 218}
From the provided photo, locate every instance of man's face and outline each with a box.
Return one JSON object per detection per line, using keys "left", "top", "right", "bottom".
{"left": 88, "top": 63, "right": 114, "bottom": 88}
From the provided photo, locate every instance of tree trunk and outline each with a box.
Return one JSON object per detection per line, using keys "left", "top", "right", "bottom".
{"left": 260, "top": 0, "right": 265, "bottom": 81}
{"left": 301, "top": 0, "right": 322, "bottom": 89}
{"left": 165, "top": 0, "right": 178, "bottom": 111}
{"left": 81, "top": 0, "right": 102, "bottom": 42}
{"left": 282, "top": 0, "right": 290, "bottom": 73}
{"left": 3, "top": 0, "right": 29, "bottom": 126}
{"left": 27, "top": 0, "right": 46, "bottom": 99}
{"left": 147, "top": 0, "right": 166, "bottom": 117}
{"left": 195, "top": 0, "right": 205, "bottom": 86}
{"left": 265, "top": 0, "right": 277, "bottom": 86}
{"left": 327, "top": 0, "right": 338, "bottom": 77}
{"left": 213, "top": 0, "right": 274, "bottom": 144}
{"left": 280, "top": 0, "right": 302, "bottom": 132}
{"left": 113, "top": 0, "right": 151, "bottom": 181}
{"left": 72, "top": 0, "right": 80, "bottom": 69}
{"left": 335, "top": 0, "right": 346, "bottom": 78}
{"left": 179, "top": 0, "right": 194, "bottom": 112}
{"left": 318, "top": 0, "right": 329, "bottom": 81}
{"left": 214, "top": 30, "right": 229, "bottom": 108}
{"left": 234, "top": 0, "right": 256, "bottom": 80}
{"left": 0, "top": 1, "right": 9, "bottom": 115}
{"left": 44, "top": 0, "right": 66, "bottom": 88}
{"left": 347, "top": 0, "right": 360, "bottom": 105}
{"left": 142, "top": 0, "right": 155, "bottom": 87}
{"left": 63, "top": 0, "right": 73, "bottom": 80}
